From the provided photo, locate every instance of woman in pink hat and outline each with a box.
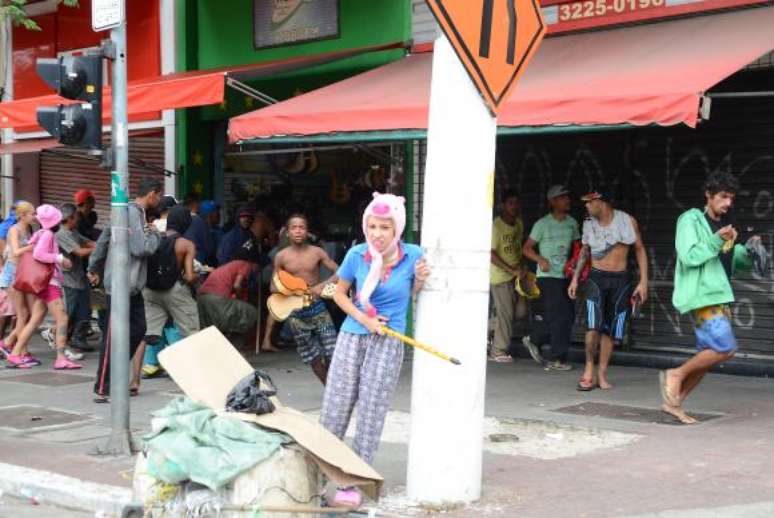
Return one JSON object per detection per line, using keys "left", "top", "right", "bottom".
{"left": 319, "top": 192, "right": 430, "bottom": 508}
{"left": 7, "top": 204, "right": 81, "bottom": 370}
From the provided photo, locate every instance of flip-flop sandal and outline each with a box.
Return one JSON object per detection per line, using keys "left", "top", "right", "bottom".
{"left": 129, "top": 388, "right": 139, "bottom": 397}
{"left": 94, "top": 394, "right": 110, "bottom": 404}
{"left": 577, "top": 378, "right": 596, "bottom": 391}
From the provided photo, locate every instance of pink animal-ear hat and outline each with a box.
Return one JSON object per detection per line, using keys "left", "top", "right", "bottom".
{"left": 359, "top": 192, "right": 407, "bottom": 317}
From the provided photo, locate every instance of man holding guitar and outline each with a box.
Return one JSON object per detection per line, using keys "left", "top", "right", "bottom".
{"left": 273, "top": 214, "right": 339, "bottom": 384}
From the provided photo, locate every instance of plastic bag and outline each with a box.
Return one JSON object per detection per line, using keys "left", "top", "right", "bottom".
{"left": 225, "top": 369, "right": 277, "bottom": 416}
{"left": 745, "top": 236, "right": 769, "bottom": 277}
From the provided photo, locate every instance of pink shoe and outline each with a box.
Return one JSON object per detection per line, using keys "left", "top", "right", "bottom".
{"left": 6, "top": 354, "right": 31, "bottom": 369}
{"left": 332, "top": 488, "right": 362, "bottom": 508}
{"left": 23, "top": 354, "right": 42, "bottom": 366}
{"left": 0, "top": 340, "right": 11, "bottom": 358}
{"left": 53, "top": 358, "right": 82, "bottom": 370}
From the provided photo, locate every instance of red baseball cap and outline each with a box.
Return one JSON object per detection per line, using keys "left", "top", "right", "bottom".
{"left": 74, "top": 189, "right": 95, "bottom": 205}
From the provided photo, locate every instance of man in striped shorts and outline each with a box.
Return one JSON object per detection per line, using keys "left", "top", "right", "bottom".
{"left": 568, "top": 190, "right": 649, "bottom": 391}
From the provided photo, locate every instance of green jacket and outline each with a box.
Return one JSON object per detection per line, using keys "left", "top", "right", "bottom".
{"left": 672, "top": 208, "right": 753, "bottom": 314}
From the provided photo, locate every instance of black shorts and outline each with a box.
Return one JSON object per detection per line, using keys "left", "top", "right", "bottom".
{"left": 584, "top": 268, "right": 633, "bottom": 344}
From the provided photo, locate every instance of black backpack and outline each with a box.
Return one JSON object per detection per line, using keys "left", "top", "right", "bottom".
{"left": 146, "top": 234, "right": 180, "bottom": 290}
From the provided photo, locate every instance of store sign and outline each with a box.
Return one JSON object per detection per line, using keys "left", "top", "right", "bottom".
{"left": 92, "top": 0, "right": 124, "bottom": 32}
{"left": 556, "top": 0, "right": 664, "bottom": 22}
{"left": 541, "top": 0, "right": 770, "bottom": 33}
{"left": 425, "top": 0, "right": 546, "bottom": 116}
{"left": 253, "top": 0, "right": 339, "bottom": 50}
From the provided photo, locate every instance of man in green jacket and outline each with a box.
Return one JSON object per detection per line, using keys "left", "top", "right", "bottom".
{"left": 662, "top": 172, "right": 758, "bottom": 424}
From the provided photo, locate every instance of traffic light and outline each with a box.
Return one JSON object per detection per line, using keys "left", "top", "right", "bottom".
{"left": 36, "top": 55, "right": 103, "bottom": 150}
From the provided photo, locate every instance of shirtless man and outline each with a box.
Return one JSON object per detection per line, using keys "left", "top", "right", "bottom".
{"left": 274, "top": 214, "right": 339, "bottom": 384}
{"left": 568, "top": 191, "right": 648, "bottom": 391}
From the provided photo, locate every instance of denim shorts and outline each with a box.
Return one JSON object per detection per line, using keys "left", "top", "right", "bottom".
{"left": 694, "top": 305, "right": 737, "bottom": 354}
{"left": 0, "top": 261, "right": 17, "bottom": 289}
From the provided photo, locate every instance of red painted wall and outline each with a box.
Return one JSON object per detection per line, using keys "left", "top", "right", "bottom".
{"left": 12, "top": 0, "right": 160, "bottom": 100}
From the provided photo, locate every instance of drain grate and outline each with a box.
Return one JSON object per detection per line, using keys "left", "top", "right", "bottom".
{"left": 0, "top": 405, "right": 92, "bottom": 432}
{"left": 0, "top": 372, "right": 92, "bottom": 387}
{"left": 553, "top": 402, "right": 723, "bottom": 425}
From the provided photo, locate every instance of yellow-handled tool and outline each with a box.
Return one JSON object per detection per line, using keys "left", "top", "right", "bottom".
{"left": 381, "top": 327, "right": 461, "bottom": 365}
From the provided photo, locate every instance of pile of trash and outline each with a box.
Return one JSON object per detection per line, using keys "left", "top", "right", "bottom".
{"left": 129, "top": 327, "right": 383, "bottom": 517}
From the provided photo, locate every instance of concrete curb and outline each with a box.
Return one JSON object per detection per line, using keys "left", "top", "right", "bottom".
{"left": 0, "top": 461, "right": 131, "bottom": 516}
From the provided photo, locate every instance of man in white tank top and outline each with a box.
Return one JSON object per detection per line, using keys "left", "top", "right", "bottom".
{"left": 568, "top": 191, "right": 649, "bottom": 391}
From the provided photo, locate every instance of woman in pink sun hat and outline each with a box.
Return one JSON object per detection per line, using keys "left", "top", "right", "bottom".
{"left": 319, "top": 192, "right": 431, "bottom": 508}
{"left": 6, "top": 204, "right": 81, "bottom": 370}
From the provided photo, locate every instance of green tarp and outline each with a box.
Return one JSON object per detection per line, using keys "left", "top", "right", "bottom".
{"left": 143, "top": 397, "right": 291, "bottom": 490}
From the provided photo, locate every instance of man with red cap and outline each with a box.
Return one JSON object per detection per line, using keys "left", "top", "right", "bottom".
{"left": 74, "top": 189, "right": 99, "bottom": 241}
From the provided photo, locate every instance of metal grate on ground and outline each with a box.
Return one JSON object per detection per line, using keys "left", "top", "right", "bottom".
{"left": 553, "top": 402, "right": 723, "bottom": 425}
{"left": 0, "top": 405, "right": 93, "bottom": 432}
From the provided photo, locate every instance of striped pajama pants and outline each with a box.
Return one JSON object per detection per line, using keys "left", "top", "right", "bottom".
{"left": 319, "top": 331, "right": 404, "bottom": 465}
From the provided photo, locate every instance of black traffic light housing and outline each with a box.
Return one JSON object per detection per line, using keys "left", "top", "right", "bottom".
{"left": 36, "top": 55, "right": 103, "bottom": 151}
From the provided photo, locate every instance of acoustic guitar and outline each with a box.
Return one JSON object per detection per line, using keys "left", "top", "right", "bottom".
{"left": 267, "top": 293, "right": 309, "bottom": 322}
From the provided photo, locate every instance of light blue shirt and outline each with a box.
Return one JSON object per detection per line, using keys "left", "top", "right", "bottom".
{"left": 337, "top": 242, "right": 422, "bottom": 335}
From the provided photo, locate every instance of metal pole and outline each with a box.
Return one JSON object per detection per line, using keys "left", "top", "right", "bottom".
{"left": 0, "top": 18, "right": 15, "bottom": 215}
{"left": 100, "top": 16, "right": 134, "bottom": 455}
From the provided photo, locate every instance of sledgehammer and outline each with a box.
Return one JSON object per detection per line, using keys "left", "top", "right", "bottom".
{"left": 381, "top": 327, "right": 462, "bottom": 365}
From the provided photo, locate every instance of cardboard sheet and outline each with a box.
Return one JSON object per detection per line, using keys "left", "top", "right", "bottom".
{"left": 158, "top": 326, "right": 383, "bottom": 499}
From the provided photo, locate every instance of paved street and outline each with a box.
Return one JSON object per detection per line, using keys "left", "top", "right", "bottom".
{"left": 0, "top": 495, "right": 90, "bottom": 518}
{"left": 2, "top": 336, "right": 774, "bottom": 517}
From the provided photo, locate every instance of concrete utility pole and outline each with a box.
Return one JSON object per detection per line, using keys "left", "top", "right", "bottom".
{"left": 99, "top": 13, "right": 133, "bottom": 456}
{"left": 406, "top": 33, "right": 497, "bottom": 504}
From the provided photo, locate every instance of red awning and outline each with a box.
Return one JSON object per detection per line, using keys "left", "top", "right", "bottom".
{"left": 0, "top": 42, "right": 406, "bottom": 131}
{"left": 229, "top": 6, "right": 774, "bottom": 143}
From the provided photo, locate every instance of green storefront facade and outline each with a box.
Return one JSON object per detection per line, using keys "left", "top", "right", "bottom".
{"left": 174, "top": 0, "right": 411, "bottom": 200}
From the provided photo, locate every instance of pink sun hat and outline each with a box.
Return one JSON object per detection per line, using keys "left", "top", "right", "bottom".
{"left": 35, "top": 204, "right": 63, "bottom": 230}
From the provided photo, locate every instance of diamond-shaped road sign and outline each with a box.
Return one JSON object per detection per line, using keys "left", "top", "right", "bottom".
{"left": 426, "top": 0, "right": 546, "bottom": 116}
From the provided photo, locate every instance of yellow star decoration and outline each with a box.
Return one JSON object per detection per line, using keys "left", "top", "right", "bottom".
{"left": 192, "top": 181, "right": 204, "bottom": 194}
{"left": 219, "top": 99, "right": 228, "bottom": 111}
{"left": 192, "top": 150, "right": 204, "bottom": 166}
{"left": 244, "top": 96, "right": 254, "bottom": 108}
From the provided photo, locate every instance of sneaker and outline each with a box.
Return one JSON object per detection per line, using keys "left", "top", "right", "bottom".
{"left": 64, "top": 348, "right": 84, "bottom": 361}
{"left": 40, "top": 327, "right": 55, "bottom": 349}
{"left": 544, "top": 360, "right": 572, "bottom": 371}
{"left": 6, "top": 354, "right": 32, "bottom": 369}
{"left": 142, "top": 364, "right": 169, "bottom": 379}
{"left": 332, "top": 487, "right": 362, "bottom": 508}
{"left": 522, "top": 336, "right": 544, "bottom": 364}
{"left": 22, "top": 354, "right": 42, "bottom": 366}
{"left": 69, "top": 339, "right": 95, "bottom": 353}
{"left": 53, "top": 358, "right": 82, "bottom": 370}
{"left": 0, "top": 340, "right": 10, "bottom": 359}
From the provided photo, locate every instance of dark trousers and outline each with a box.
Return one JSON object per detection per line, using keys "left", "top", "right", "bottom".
{"left": 63, "top": 286, "right": 91, "bottom": 341}
{"left": 530, "top": 277, "right": 575, "bottom": 363}
{"left": 94, "top": 293, "right": 146, "bottom": 396}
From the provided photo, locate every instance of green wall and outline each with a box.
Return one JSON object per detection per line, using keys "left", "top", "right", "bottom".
{"left": 176, "top": 0, "right": 411, "bottom": 197}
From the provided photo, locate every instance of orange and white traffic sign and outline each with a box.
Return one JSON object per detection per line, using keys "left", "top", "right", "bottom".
{"left": 425, "top": 0, "right": 546, "bottom": 116}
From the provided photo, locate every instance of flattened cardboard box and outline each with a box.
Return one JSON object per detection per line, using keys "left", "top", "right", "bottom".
{"left": 158, "top": 326, "right": 383, "bottom": 499}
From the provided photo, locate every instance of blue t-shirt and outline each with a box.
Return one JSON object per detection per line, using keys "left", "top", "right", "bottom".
{"left": 337, "top": 242, "right": 423, "bottom": 335}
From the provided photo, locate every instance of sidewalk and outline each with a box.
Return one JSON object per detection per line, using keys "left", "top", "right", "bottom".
{"left": 2, "top": 335, "right": 774, "bottom": 517}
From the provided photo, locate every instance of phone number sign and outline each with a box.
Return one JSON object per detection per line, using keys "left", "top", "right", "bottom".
{"left": 556, "top": 0, "right": 663, "bottom": 22}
